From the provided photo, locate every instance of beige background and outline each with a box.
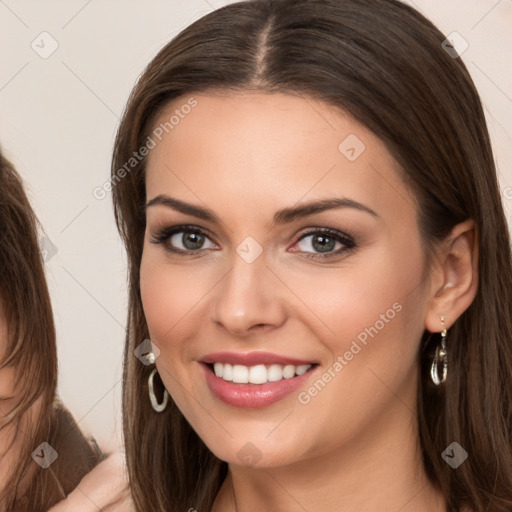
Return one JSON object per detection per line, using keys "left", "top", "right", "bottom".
{"left": 1, "top": 0, "right": 511, "bottom": 450}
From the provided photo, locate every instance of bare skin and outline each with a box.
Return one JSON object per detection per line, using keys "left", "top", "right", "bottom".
{"left": 141, "top": 91, "right": 478, "bottom": 511}
{"left": 48, "top": 452, "right": 133, "bottom": 512}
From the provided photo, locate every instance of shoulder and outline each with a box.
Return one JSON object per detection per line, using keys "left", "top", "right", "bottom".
{"left": 15, "top": 399, "right": 106, "bottom": 510}
{"left": 46, "top": 400, "right": 106, "bottom": 499}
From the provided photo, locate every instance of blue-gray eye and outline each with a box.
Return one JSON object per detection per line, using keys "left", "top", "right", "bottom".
{"left": 293, "top": 228, "right": 355, "bottom": 257}
{"left": 171, "top": 231, "right": 210, "bottom": 250}
{"left": 297, "top": 233, "right": 338, "bottom": 253}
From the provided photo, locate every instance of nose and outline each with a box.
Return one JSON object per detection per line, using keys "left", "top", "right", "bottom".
{"left": 210, "top": 250, "right": 287, "bottom": 337}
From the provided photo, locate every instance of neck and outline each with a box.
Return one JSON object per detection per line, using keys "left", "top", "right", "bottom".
{"left": 213, "top": 386, "right": 447, "bottom": 512}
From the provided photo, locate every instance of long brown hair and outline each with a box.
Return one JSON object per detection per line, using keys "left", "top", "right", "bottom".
{"left": 111, "top": 1, "right": 512, "bottom": 510}
{"left": 0, "top": 150, "right": 103, "bottom": 511}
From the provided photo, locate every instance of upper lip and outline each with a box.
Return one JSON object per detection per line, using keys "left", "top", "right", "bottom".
{"left": 201, "top": 351, "right": 316, "bottom": 366}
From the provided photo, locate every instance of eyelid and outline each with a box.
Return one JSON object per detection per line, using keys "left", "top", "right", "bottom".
{"left": 289, "top": 227, "right": 356, "bottom": 259}
{"left": 150, "top": 224, "right": 356, "bottom": 259}
{"left": 295, "top": 227, "right": 355, "bottom": 244}
{"left": 150, "top": 224, "right": 219, "bottom": 258}
{"left": 151, "top": 224, "right": 217, "bottom": 244}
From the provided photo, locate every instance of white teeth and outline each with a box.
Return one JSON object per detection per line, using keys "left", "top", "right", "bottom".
{"left": 282, "top": 365, "right": 295, "bottom": 379}
{"left": 232, "top": 365, "right": 249, "bottom": 383}
{"left": 210, "top": 362, "right": 312, "bottom": 384}
{"left": 249, "top": 364, "right": 268, "bottom": 384}
{"left": 267, "top": 364, "right": 283, "bottom": 382}
{"left": 213, "top": 362, "right": 223, "bottom": 378}
{"left": 223, "top": 363, "right": 233, "bottom": 381}
{"left": 296, "top": 364, "right": 310, "bottom": 376}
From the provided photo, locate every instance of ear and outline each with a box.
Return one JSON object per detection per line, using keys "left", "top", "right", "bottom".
{"left": 424, "top": 219, "right": 478, "bottom": 332}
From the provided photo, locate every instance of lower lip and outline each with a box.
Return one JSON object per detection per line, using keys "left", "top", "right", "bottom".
{"left": 200, "top": 363, "right": 317, "bottom": 409}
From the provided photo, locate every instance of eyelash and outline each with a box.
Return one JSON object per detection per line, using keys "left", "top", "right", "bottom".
{"left": 150, "top": 225, "right": 357, "bottom": 260}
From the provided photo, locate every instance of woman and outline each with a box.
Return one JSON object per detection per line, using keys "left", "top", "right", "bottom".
{"left": 111, "top": 0, "right": 512, "bottom": 511}
{"left": 0, "top": 149, "right": 131, "bottom": 511}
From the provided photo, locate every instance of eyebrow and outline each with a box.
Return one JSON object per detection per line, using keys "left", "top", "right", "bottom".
{"left": 145, "top": 194, "right": 379, "bottom": 226}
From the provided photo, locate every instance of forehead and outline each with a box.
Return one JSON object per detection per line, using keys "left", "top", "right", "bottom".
{"left": 145, "top": 92, "right": 417, "bottom": 225}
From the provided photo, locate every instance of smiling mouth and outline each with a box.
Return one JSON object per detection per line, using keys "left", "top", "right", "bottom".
{"left": 205, "top": 362, "right": 318, "bottom": 384}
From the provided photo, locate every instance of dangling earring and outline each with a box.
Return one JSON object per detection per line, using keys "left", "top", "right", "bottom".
{"left": 146, "top": 352, "right": 169, "bottom": 412}
{"left": 431, "top": 315, "right": 448, "bottom": 385}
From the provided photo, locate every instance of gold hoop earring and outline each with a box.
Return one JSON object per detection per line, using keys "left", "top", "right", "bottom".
{"left": 148, "top": 367, "right": 169, "bottom": 412}
{"left": 431, "top": 315, "right": 448, "bottom": 385}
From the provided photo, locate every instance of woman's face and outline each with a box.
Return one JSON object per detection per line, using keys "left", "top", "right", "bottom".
{"left": 140, "top": 92, "right": 434, "bottom": 467}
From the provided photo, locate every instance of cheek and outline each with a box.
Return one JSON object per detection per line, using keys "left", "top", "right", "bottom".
{"left": 139, "top": 248, "right": 212, "bottom": 360}
{"left": 139, "top": 248, "right": 219, "bottom": 425}
{"left": 289, "top": 242, "right": 424, "bottom": 348}
{"left": 296, "top": 243, "right": 428, "bottom": 422}
{"left": 140, "top": 254, "right": 182, "bottom": 347}
{"left": 283, "top": 257, "right": 427, "bottom": 456}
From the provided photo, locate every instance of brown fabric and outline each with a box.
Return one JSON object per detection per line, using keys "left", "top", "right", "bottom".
{"left": 13, "top": 401, "right": 105, "bottom": 511}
